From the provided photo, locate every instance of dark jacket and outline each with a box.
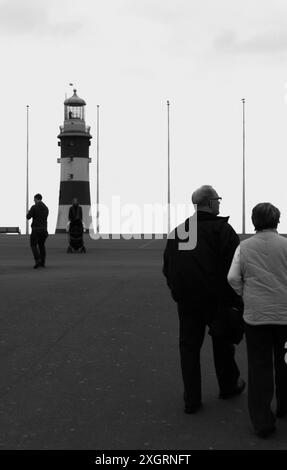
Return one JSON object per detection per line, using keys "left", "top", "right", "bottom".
{"left": 27, "top": 201, "right": 49, "bottom": 230}
{"left": 69, "top": 205, "right": 83, "bottom": 223}
{"left": 163, "top": 211, "right": 240, "bottom": 308}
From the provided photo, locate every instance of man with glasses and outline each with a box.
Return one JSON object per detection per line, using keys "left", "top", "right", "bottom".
{"left": 163, "top": 185, "right": 245, "bottom": 413}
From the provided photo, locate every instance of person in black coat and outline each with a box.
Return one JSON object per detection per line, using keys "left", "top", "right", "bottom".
{"left": 27, "top": 193, "right": 49, "bottom": 269}
{"left": 163, "top": 185, "right": 245, "bottom": 413}
{"left": 68, "top": 198, "right": 83, "bottom": 225}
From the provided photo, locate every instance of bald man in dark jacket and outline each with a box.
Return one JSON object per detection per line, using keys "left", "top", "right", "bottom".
{"left": 163, "top": 185, "right": 245, "bottom": 413}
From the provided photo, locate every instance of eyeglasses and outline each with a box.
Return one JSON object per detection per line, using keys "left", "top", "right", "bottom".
{"left": 209, "top": 197, "right": 222, "bottom": 201}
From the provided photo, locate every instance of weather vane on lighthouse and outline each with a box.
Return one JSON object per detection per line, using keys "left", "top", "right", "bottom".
{"left": 56, "top": 88, "right": 93, "bottom": 233}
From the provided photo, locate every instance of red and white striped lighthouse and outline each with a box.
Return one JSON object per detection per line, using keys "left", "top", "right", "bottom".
{"left": 56, "top": 89, "right": 93, "bottom": 233}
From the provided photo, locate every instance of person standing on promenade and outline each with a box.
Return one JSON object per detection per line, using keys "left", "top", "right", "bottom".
{"left": 26, "top": 193, "right": 49, "bottom": 269}
{"left": 228, "top": 202, "right": 287, "bottom": 438}
{"left": 68, "top": 198, "right": 83, "bottom": 224}
{"left": 163, "top": 185, "right": 245, "bottom": 414}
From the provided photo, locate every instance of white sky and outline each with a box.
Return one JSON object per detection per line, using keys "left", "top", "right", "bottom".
{"left": 1, "top": 0, "right": 287, "bottom": 233}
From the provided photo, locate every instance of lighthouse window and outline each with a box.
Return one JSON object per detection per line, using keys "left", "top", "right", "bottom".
{"left": 67, "top": 106, "right": 84, "bottom": 120}
{"left": 68, "top": 174, "right": 74, "bottom": 180}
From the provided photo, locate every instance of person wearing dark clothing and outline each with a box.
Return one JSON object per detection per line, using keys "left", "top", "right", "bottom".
{"left": 68, "top": 198, "right": 83, "bottom": 224}
{"left": 163, "top": 185, "right": 245, "bottom": 414}
{"left": 27, "top": 193, "right": 49, "bottom": 269}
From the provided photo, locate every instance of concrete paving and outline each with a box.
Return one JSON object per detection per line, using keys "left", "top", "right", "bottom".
{"left": 0, "top": 234, "right": 286, "bottom": 450}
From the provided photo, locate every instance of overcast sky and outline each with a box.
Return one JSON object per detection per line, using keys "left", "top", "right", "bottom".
{"left": 1, "top": 0, "right": 287, "bottom": 233}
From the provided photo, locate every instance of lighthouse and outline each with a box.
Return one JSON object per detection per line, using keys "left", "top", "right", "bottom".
{"left": 56, "top": 89, "right": 93, "bottom": 233}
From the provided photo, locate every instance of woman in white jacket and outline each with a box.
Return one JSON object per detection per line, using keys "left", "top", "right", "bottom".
{"left": 228, "top": 202, "right": 287, "bottom": 438}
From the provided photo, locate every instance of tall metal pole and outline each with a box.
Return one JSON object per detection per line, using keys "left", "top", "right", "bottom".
{"left": 167, "top": 100, "right": 171, "bottom": 234}
{"left": 242, "top": 98, "right": 246, "bottom": 235}
{"left": 26, "top": 105, "right": 29, "bottom": 235}
{"left": 96, "top": 105, "right": 100, "bottom": 234}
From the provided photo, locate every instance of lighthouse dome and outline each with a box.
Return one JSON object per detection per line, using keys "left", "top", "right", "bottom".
{"left": 64, "top": 89, "right": 86, "bottom": 107}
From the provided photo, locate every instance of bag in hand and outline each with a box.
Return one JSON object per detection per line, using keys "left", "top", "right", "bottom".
{"left": 209, "top": 304, "right": 244, "bottom": 345}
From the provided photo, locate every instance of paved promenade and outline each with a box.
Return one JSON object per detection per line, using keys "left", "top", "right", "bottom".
{"left": 0, "top": 234, "right": 286, "bottom": 450}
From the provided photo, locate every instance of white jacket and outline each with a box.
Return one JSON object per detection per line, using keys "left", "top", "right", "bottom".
{"left": 227, "top": 230, "right": 287, "bottom": 325}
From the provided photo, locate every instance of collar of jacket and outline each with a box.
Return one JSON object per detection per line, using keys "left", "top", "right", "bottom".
{"left": 196, "top": 210, "right": 229, "bottom": 223}
{"left": 255, "top": 228, "right": 278, "bottom": 234}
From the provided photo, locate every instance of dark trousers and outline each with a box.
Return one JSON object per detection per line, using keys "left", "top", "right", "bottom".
{"left": 30, "top": 229, "right": 48, "bottom": 264}
{"left": 245, "top": 322, "right": 287, "bottom": 432}
{"left": 178, "top": 303, "right": 240, "bottom": 406}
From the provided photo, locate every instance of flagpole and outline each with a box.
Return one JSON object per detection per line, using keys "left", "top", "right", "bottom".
{"left": 167, "top": 100, "right": 171, "bottom": 234}
{"left": 242, "top": 98, "right": 246, "bottom": 235}
{"left": 96, "top": 104, "right": 100, "bottom": 234}
{"left": 26, "top": 105, "right": 29, "bottom": 235}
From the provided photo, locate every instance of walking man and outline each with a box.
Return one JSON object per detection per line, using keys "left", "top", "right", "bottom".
{"left": 27, "top": 193, "right": 49, "bottom": 269}
{"left": 163, "top": 185, "right": 245, "bottom": 413}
